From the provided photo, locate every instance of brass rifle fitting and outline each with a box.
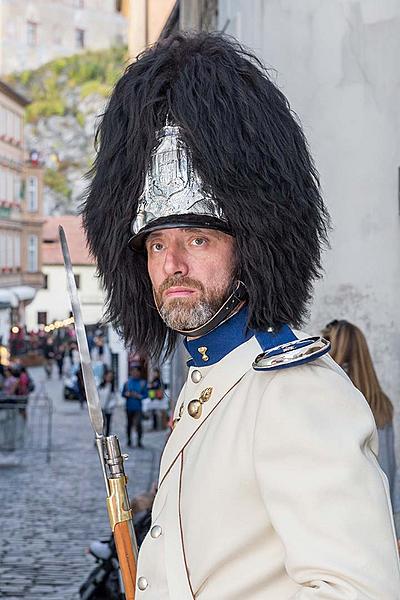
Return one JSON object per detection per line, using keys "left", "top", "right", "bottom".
{"left": 106, "top": 476, "right": 133, "bottom": 532}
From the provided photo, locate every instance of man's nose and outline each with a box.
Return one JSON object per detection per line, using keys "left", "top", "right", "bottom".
{"left": 163, "top": 246, "right": 189, "bottom": 277}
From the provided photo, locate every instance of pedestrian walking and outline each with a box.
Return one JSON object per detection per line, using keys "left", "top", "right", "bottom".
{"left": 71, "top": 343, "right": 80, "bottom": 367}
{"left": 148, "top": 368, "right": 164, "bottom": 430}
{"left": 323, "top": 319, "right": 400, "bottom": 517}
{"left": 82, "top": 32, "right": 400, "bottom": 599}
{"left": 2, "top": 367, "right": 18, "bottom": 396}
{"left": 122, "top": 367, "right": 147, "bottom": 448}
{"left": 76, "top": 364, "right": 86, "bottom": 409}
{"left": 15, "top": 367, "right": 33, "bottom": 396}
{"left": 55, "top": 343, "right": 65, "bottom": 379}
{"left": 43, "top": 337, "right": 55, "bottom": 379}
{"left": 93, "top": 330, "right": 105, "bottom": 359}
{"left": 98, "top": 369, "right": 116, "bottom": 436}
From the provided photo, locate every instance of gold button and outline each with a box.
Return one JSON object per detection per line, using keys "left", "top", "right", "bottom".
{"left": 137, "top": 576, "right": 148, "bottom": 590}
{"left": 150, "top": 524, "right": 162, "bottom": 538}
{"left": 191, "top": 369, "right": 202, "bottom": 383}
{"left": 197, "top": 346, "right": 209, "bottom": 362}
{"left": 188, "top": 399, "right": 202, "bottom": 419}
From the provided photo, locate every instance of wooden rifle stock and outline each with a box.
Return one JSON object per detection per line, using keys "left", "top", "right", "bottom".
{"left": 104, "top": 437, "right": 139, "bottom": 600}
{"left": 114, "top": 519, "right": 137, "bottom": 600}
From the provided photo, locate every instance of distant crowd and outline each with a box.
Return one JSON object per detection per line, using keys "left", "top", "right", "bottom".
{"left": 0, "top": 325, "right": 167, "bottom": 448}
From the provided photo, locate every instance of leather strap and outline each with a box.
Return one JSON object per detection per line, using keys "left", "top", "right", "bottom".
{"left": 175, "top": 280, "right": 247, "bottom": 338}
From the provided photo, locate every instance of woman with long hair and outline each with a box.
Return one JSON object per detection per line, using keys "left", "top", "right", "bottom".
{"left": 323, "top": 319, "right": 400, "bottom": 514}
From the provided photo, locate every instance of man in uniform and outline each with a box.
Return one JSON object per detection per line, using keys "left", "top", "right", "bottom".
{"left": 83, "top": 33, "right": 400, "bottom": 599}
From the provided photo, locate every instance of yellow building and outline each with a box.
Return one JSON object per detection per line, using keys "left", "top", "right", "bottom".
{"left": 0, "top": 80, "right": 44, "bottom": 344}
{"left": 125, "top": 0, "right": 178, "bottom": 60}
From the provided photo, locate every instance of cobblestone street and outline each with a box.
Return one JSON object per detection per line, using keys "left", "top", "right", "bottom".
{"left": 0, "top": 367, "right": 168, "bottom": 600}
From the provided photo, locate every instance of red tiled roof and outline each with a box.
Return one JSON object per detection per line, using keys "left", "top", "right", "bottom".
{"left": 42, "top": 215, "right": 94, "bottom": 266}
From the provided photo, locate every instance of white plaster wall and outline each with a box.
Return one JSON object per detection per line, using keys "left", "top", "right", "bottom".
{"left": 25, "top": 264, "right": 104, "bottom": 329}
{"left": 218, "top": 0, "right": 400, "bottom": 406}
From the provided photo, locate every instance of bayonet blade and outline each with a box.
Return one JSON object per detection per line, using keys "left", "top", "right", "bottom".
{"left": 59, "top": 225, "right": 104, "bottom": 437}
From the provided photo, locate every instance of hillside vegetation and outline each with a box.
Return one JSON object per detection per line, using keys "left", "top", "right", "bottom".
{"left": 7, "top": 46, "right": 128, "bottom": 214}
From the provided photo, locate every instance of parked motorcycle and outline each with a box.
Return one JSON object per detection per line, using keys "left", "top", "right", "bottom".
{"left": 79, "top": 510, "right": 152, "bottom": 600}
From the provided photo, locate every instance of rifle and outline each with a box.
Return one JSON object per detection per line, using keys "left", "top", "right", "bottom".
{"left": 59, "top": 226, "right": 138, "bottom": 600}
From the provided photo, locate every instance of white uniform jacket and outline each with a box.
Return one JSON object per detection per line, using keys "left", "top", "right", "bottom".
{"left": 136, "top": 315, "right": 400, "bottom": 599}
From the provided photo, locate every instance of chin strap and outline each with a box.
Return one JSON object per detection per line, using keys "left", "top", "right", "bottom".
{"left": 174, "top": 280, "right": 248, "bottom": 338}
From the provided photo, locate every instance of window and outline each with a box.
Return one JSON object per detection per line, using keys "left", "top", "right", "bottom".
{"left": 6, "top": 109, "right": 13, "bottom": 140}
{"left": 114, "top": 33, "right": 124, "bottom": 46}
{"left": 43, "top": 274, "right": 48, "bottom": 289}
{"left": 14, "top": 235, "right": 20, "bottom": 268}
{"left": 0, "top": 170, "right": 5, "bottom": 200}
{"left": 75, "top": 28, "right": 85, "bottom": 49}
{"left": 6, "top": 171, "right": 13, "bottom": 202}
{"left": 27, "top": 235, "right": 38, "bottom": 272}
{"left": 13, "top": 113, "right": 21, "bottom": 143}
{"left": 27, "top": 21, "right": 38, "bottom": 47}
{"left": 6, "top": 234, "right": 13, "bottom": 268}
{"left": 53, "top": 26, "right": 62, "bottom": 45}
{"left": 74, "top": 274, "right": 80, "bottom": 289}
{"left": 0, "top": 233, "right": 5, "bottom": 269}
{"left": 74, "top": 0, "right": 84, "bottom": 7}
{"left": 14, "top": 175, "right": 21, "bottom": 204}
{"left": 38, "top": 312, "right": 47, "bottom": 326}
{"left": 27, "top": 176, "right": 38, "bottom": 211}
{"left": 0, "top": 105, "right": 5, "bottom": 137}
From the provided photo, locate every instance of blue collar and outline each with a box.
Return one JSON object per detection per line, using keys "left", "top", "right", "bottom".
{"left": 184, "top": 306, "right": 297, "bottom": 367}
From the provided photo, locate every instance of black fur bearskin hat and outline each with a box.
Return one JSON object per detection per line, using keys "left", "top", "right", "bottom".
{"left": 82, "top": 32, "right": 329, "bottom": 358}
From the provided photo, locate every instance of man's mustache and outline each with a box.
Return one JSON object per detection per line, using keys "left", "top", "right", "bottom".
{"left": 158, "top": 275, "right": 205, "bottom": 295}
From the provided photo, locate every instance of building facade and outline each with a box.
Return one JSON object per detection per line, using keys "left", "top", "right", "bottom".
{"left": 25, "top": 214, "right": 130, "bottom": 388}
{"left": 0, "top": 0, "right": 127, "bottom": 75}
{"left": 0, "top": 80, "right": 44, "bottom": 344}
{"left": 126, "top": 0, "right": 178, "bottom": 60}
{"left": 25, "top": 215, "right": 103, "bottom": 330}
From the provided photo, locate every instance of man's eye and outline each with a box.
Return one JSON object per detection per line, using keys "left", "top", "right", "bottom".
{"left": 151, "top": 242, "right": 164, "bottom": 252}
{"left": 191, "top": 238, "right": 206, "bottom": 246}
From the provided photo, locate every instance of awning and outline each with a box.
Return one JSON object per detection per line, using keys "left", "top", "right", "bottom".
{"left": 0, "top": 289, "right": 18, "bottom": 308}
{"left": 9, "top": 286, "right": 36, "bottom": 302}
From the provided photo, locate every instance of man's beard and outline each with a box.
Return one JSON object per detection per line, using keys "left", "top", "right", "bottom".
{"left": 154, "top": 275, "right": 233, "bottom": 331}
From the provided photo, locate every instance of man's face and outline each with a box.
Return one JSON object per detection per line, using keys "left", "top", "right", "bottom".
{"left": 146, "top": 227, "right": 236, "bottom": 331}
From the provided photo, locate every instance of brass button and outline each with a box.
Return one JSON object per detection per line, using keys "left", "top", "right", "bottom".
{"left": 197, "top": 346, "right": 209, "bottom": 362}
{"left": 150, "top": 524, "right": 162, "bottom": 538}
{"left": 191, "top": 369, "right": 202, "bottom": 383}
{"left": 137, "top": 576, "right": 148, "bottom": 591}
{"left": 188, "top": 399, "right": 202, "bottom": 419}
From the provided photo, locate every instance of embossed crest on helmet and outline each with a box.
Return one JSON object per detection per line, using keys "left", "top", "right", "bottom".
{"left": 131, "top": 125, "right": 225, "bottom": 236}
